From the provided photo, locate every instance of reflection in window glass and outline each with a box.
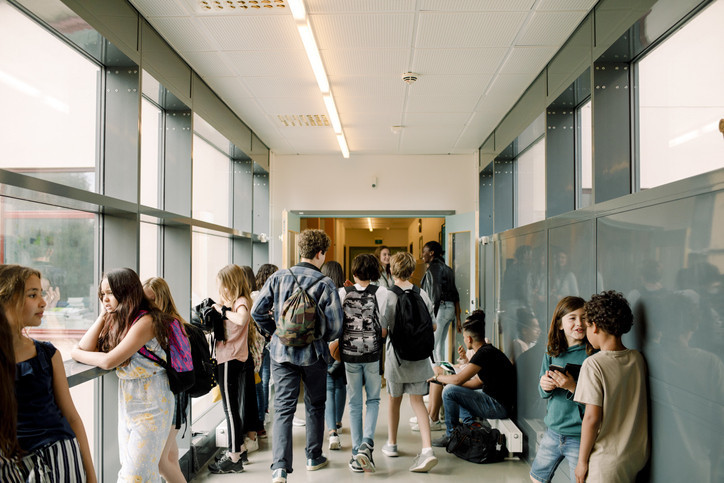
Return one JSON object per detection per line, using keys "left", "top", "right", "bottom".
{"left": 141, "top": 98, "right": 162, "bottom": 208}
{"left": 139, "top": 222, "right": 160, "bottom": 282}
{"left": 638, "top": 0, "right": 724, "bottom": 189}
{"left": 193, "top": 135, "right": 230, "bottom": 225}
{"left": 0, "top": 197, "right": 97, "bottom": 360}
{"left": 516, "top": 138, "right": 546, "bottom": 227}
{"left": 0, "top": 2, "right": 99, "bottom": 192}
{"left": 69, "top": 379, "right": 95, "bottom": 461}
{"left": 578, "top": 100, "right": 593, "bottom": 208}
{"left": 191, "top": 230, "right": 228, "bottom": 418}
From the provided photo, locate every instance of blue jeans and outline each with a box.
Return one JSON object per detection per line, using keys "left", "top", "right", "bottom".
{"left": 256, "top": 347, "right": 271, "bottom": 425}
{"left": 270, "top": 357, "right": 327, "bottom": 473}
{"left": 345, "top": 361, "right": 381, "bottom": 452}
{"left": 530, "top": 429, "right": 580, "bottom": 483}
{"left": 325, "top": 371, "right": 346, "bottom": 432}
{"left": 442, "top": 384, "right": 507, "bottom": 436}
{"left": 433, "top": 301, "right": 456, "bottom": 362}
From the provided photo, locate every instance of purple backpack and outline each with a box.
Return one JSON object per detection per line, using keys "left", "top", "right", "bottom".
{"left": 136, "top": 310, "right": 195, "bottom": 394}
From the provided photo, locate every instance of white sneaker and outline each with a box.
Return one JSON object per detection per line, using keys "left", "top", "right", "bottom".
{"left": 409, "top": 452, "right": 438, "bottom": 473}
{"left": 328, "top": 433, "right": 341, "bottom": 450}
{"left": 292, "top": 417, "right": 306, "bottom": 427}
{"left": 409, "top": 416, "right": 418, "bottom": 424}
{"left": 423, "top": 395, "right": 429, "bottom": 403}
{"left": 411, "top": 419, "right": 445, "bottom": 432}
{"left": 245, "top": 437, "right": 259, "bottom": 453}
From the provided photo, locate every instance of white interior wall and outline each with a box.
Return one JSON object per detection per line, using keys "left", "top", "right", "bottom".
{"left": 268, "top": 153, "right": 478, "bottom": 265}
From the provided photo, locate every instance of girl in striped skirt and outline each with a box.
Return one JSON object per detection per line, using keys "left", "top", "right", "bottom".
{"left": 0, "top": 265, "right": 95, "bottom": 483}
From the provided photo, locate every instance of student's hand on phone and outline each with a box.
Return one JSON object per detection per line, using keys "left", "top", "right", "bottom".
{"left": 343, "top": 279, "right": 353, "bottom": 287}
{"left": 549, "top": 370, "right": 577, "bottom": 393}
{"left": 540, "top": 373, "right": 556, "bottom": 392}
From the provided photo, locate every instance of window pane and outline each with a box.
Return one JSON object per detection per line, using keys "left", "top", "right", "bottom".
{"left": 638, "top": 0, "right": 724, "bottom": 189}
{"left": 193, "top": 135, "right": 230, "bottom": 225}
{"left": 1, "top": 197, "right": 98, "bottom": 360}
{"left": 139, "top": 222, "right": 160, "bottom": 282}
{"left": 141, "top": 98, "right": 162, "bottom": 208}
{"left": 191, "top": 230, "right": 228, "bottom": 419}
{"left": 0, "top": 2, "right": 99, "bottom": 192}
{"left": 516, "top": 139, "right": 546, "bottom": 226}
{"left": 578, "top": 100, "right": 593, "bottom": 208}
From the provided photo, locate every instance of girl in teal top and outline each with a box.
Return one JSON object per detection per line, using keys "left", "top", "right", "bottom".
{"left": 530, "top": 296, "right": 592, "bottom": 483}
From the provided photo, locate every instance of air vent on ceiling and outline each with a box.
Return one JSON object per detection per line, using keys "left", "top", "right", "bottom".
{"left": 199, "top": 0, "right": 286, "bottom": 11}
{"left": 277, "top": 114, "right": 330, "bottom": 128}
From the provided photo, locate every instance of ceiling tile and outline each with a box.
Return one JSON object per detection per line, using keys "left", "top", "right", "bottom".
{"left": 501, "top": 46, "right": 558, "bottom": 74}
{"left": 255, "top": 96, "right": 326, "bottom": 115}
{"left": 416, "top": 12, "right": 528, "bottom": 48}
{"left": 183, "top": 50, "right": 235, "bottom": 77}
{"left": 404, "top": 112, "right": 471, "bottom": 126}
{"left": 411, "top": 48, "right": 508, "bottom": 75}
{"left": 243, "top": 76, "right": 320, "bottom": 98}
{"left": 224, "top": 50, "right": 311, "bottom": 76}
{"left": 404, "top": 74, "right": 493, "bottom": 98}
{"left": 203, "top": 75, "right": 254, "bottom": 98}
{"left": 130, "top": 0, "right": 191, "bottom": 18}
{"left": 517, "top": 11, "right": 588, "bottom": 46}
{"left": 330, "top": 76, "right": 406, "bottom": 99}
{"left": 322, "top": 49, "right": 410, "bottom": 77}
{"left": 417, "top": 0, "right": 535, "bottom": 11}
{"left": 198, "top": 15, "right": 299, "bottom": 50}
{"left": 406, "top": 95, "right": 480, "bottom": 113}
{"left": 335, "top": 96, "right": 404, "bottom": 114}
{"left": 307, "top": 0, "right": 416, "bottom": 14}
{"left": 146, "top": 17, "right": 214, "bottom": 52}
{"left": 538, "top": 0, "right": 598, "bottom": 11}
{"left": 312, "top": 14, "right": 415, "bottom": 49}
{"left": 475, "top": 73, "right": 533, "bottom": 113}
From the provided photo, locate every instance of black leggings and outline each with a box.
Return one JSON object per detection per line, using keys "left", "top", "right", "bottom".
{"left": 216, "top": 357, "right": 262, "bottom": 453}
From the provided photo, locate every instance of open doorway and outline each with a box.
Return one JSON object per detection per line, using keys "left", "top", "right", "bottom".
{"left": 300, "top": 216, "right": 444, "bottom": 284}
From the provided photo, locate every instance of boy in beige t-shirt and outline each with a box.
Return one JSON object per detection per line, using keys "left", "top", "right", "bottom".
{"left": 574, "top": 290, "right": 649, "bottom": 483}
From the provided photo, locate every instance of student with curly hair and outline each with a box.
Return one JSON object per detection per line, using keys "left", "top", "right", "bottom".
{"left": 574, "top": 291, "right": 648, "bottom": 483}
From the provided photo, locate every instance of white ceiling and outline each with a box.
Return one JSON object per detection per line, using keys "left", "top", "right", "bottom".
{"left": 129, "top": 0, "right": 598, "bottom": 156}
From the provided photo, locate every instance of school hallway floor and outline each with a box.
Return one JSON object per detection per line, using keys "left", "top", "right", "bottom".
{"left": 191, "top": 391, "right": 533, "bottom": 483}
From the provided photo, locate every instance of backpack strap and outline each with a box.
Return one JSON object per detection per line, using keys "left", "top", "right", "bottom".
{"left": 344, "top": 285, "right": 356, "bottom": 294}
{"left": 365, "top": 284, "right": 379, "bottom": 295}
{"left": 390, "top": 285, "right": 403, "bottom": 297}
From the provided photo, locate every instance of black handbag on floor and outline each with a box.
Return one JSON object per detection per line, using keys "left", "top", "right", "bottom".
{"left": 446, "top": 422, "right": 508, "bottom": 464}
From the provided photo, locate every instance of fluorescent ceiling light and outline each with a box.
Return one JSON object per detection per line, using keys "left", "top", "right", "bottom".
{"left": 367, "top": 218, "right": 373, "bottom": 232}
{"left": 297, "top": 24, "right": 329, "bottom": 93}
{"left": 287, "top": 0, "right": 306, "bottom": 20}
{"left": 323, "top": 95, "right": 342, "bottom": 133}
{"left": 337, "top": 133, "right": 350, "bottom": 159}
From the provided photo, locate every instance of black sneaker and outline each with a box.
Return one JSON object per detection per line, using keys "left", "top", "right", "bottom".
{"left": 208, "top": 453, "right": 244, "bottom": 474}
{"left": 215, "top": 450, "right": 248, "bottom": 464}
{"left": 348, "top": 457, "right": 363, "bottom": 473}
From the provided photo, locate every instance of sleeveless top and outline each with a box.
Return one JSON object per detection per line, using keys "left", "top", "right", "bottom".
{"left": 15, "top": 340, "right": 76, "bottom": 452}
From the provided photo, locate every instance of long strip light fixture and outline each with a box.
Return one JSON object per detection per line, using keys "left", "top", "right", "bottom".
{"left": 288, "top": 0, "right": 349, "bottom": 158}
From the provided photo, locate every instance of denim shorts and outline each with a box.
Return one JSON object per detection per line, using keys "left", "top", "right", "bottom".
{"left": 530, "top": 429, "right": 580, "bottom": 483}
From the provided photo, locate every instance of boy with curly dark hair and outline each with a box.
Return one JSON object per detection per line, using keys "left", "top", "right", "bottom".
{"left": 573, "top": 290, "right": 649, "bottom": 483}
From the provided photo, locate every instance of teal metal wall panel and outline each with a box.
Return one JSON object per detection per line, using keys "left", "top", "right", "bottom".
{"left": 141, "top": 21, "right": 192, "bottom": 105}
{"left": 547, "top": 16, "right": 593, "bottom": 104}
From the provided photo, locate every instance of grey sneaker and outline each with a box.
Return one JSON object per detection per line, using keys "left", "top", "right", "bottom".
{"left": 354, "top": 442, "right": 375, "bottom": 473}
{"left": 411, "top": 419, "right": 445, "bottom": 432}
{"left": 306, "top": 455, "right": 328, "bottom": 471}
{"left": 348, "top": 456, "right": 363, "bottom": 473}
{"left": 381, "top": 443, "right": 398, "bottom": 457}
{"left": 409, "top": 452, "right": 438, "bottom": 473}
{"left": 208, "top": 453, "right": 244, "bottom": 474}
{"left": 272, "top": 468, "right": 287, "bottom": 483}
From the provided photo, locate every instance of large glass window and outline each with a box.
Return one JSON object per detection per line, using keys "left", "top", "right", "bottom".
{"left": 637, "top": 0, "right": 724, "bottom": 189}
{"left": 516, "top": 138, "right": 546, "bottom": 226}
{"left": 139, "top": 221, "right": 160, "bottom": 282}
{"left": 193, "top": 135, "right": 230, "bottom": 225}
{"left": 141, "top": 98, "right": 162, "bottom": 208}
{"left": 577, "top": 100, "right": 593, "bottom": 208}
{"left": 0, "top": 1, "right": 100, "bottom": 192}
{"left": 0, "top": 197, "right": 98, "bottom": 360}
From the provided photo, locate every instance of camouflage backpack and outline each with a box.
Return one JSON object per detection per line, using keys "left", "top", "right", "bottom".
{"left": 277, "top": 269, "right": 325, "bottom": 346}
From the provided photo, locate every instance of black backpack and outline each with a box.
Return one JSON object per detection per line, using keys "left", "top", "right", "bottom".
{"left": 341, "top": 284, "right": 382, "bottom": 363}
{"left": 184, "top": 324, "right": 218, "bottom": 398}
{"left": 446, "top": 422, "right": 508, "bottom": 464}
{"left": 389, "top": 285, "right": 434, "bottom": 363}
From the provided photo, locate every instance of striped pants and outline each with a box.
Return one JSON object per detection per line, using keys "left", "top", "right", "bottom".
{"left": 216, "top": 357, "right": 261, "bottom": 453}
{"left": 0, "top": 438, "right": 86, "bottom": 483}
